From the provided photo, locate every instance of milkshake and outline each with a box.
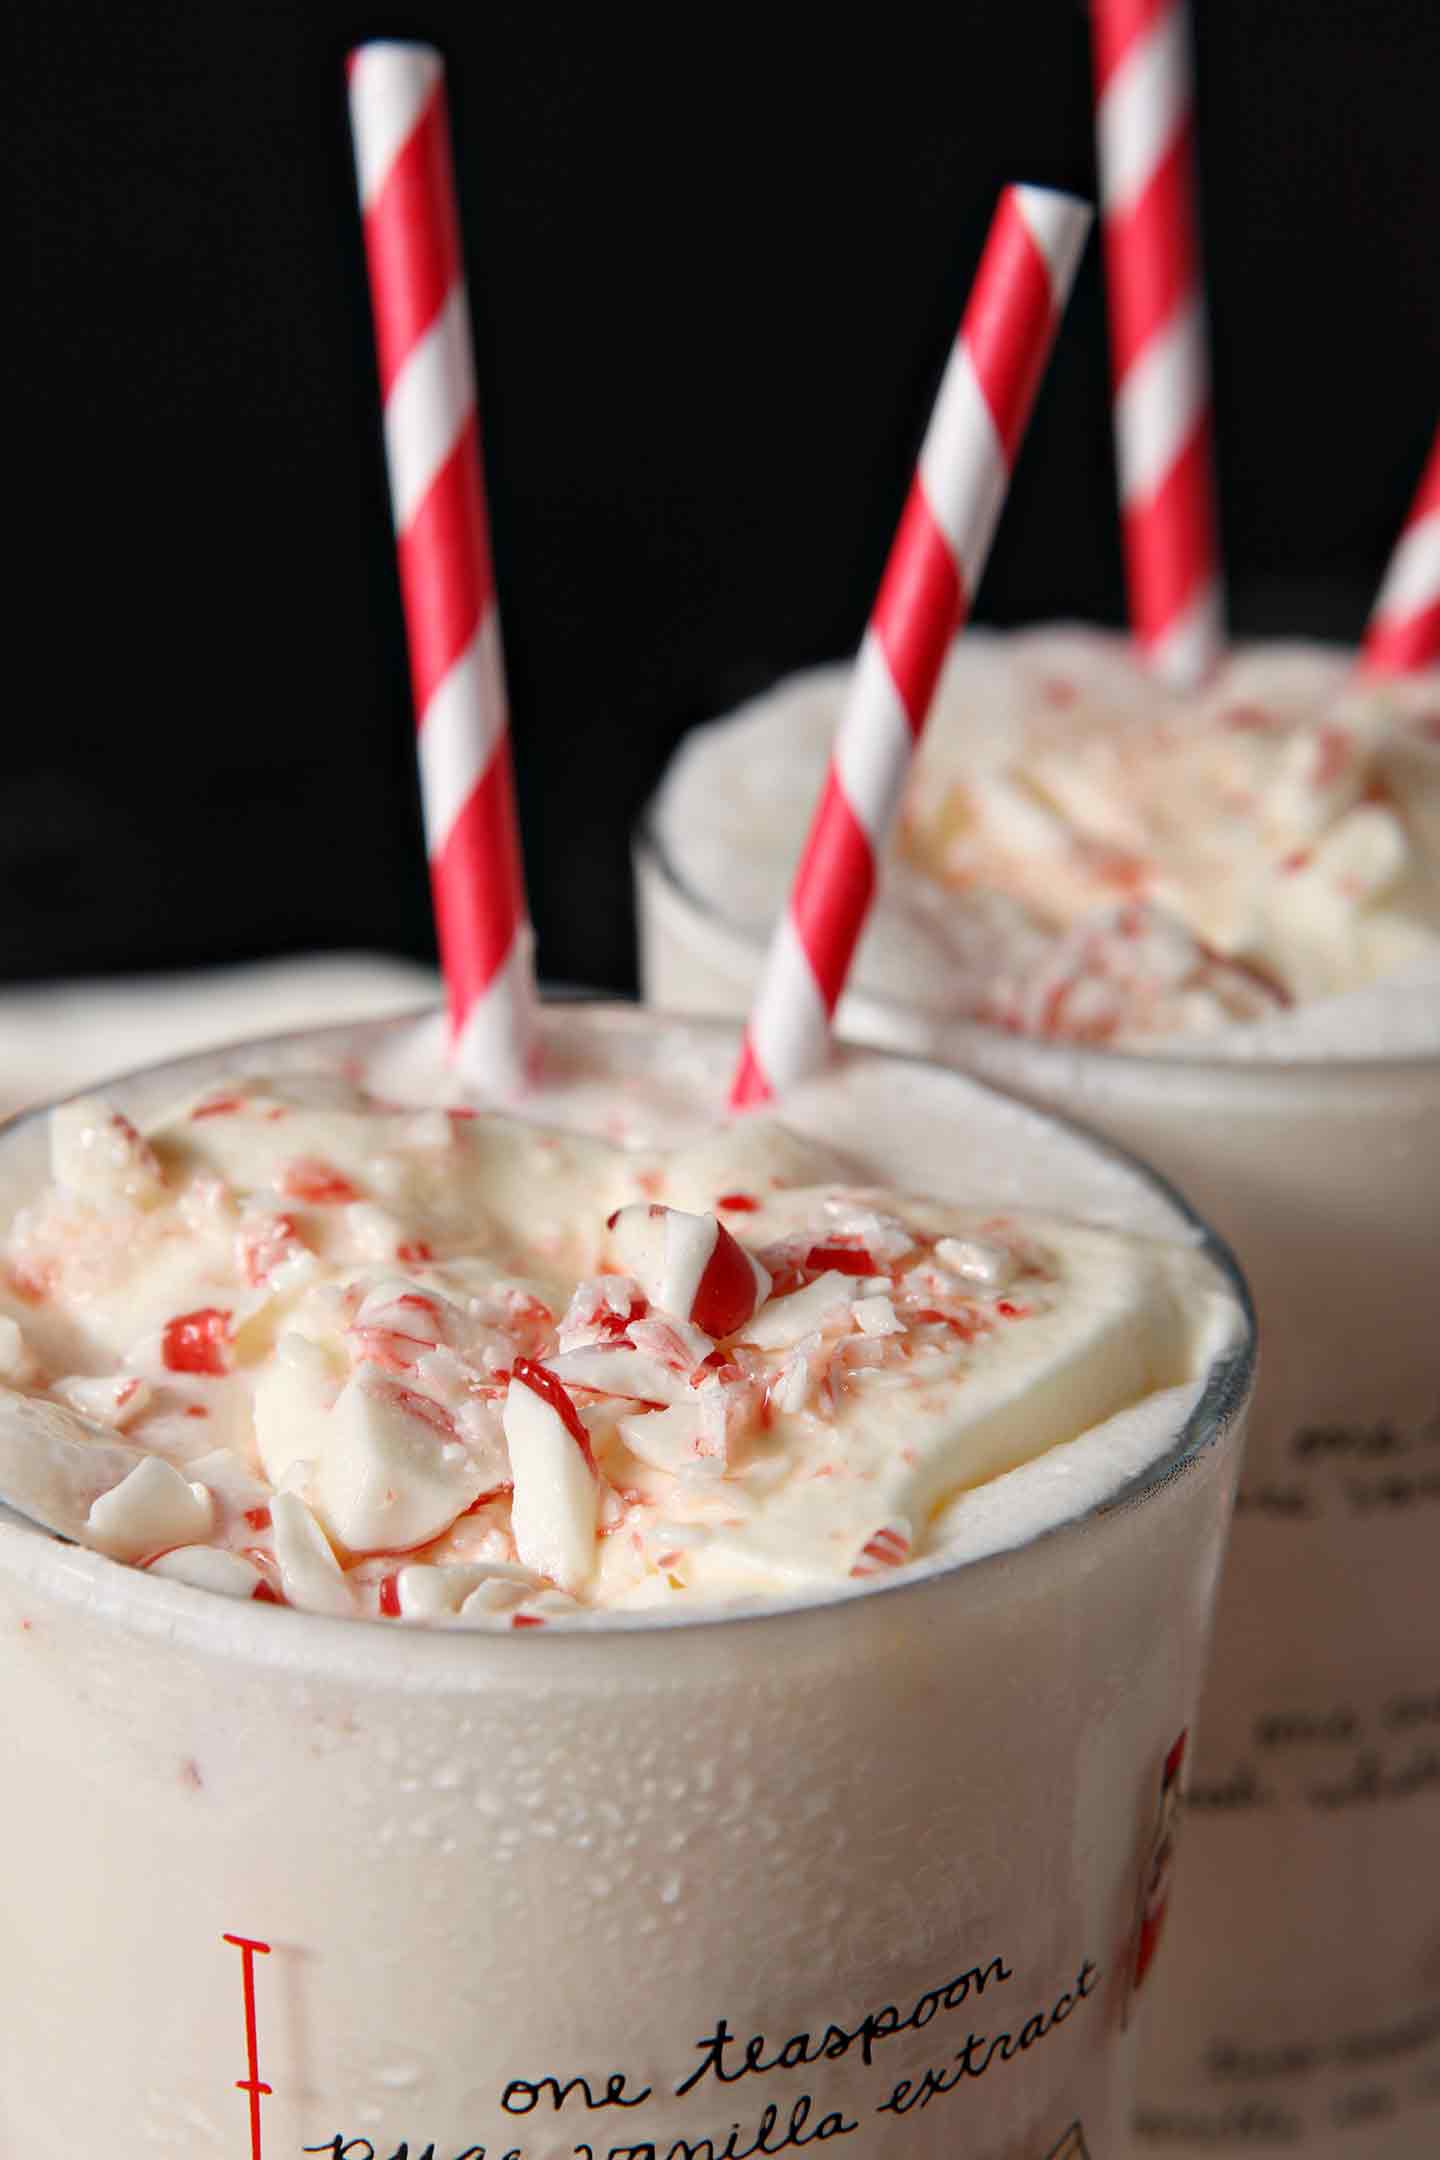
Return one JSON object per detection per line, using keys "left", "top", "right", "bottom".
{"left": 639, "top": 631, "right": 1440, "bottom": 2155}
{"left": 0, "top": 1002, "right": 1249, "bottom": 2156}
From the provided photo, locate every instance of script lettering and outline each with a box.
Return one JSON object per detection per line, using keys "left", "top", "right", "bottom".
{"left": 674, "top": 1957, "right": 1013, "bottom": 2097}
{"left": 503, "top": 2070, "right": 653, "bottom": 2114}
{"left": 876, "top": 1959, "right": 1100, "bottom": 2117}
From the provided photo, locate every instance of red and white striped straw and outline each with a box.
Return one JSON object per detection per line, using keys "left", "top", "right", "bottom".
{"left": 348, "top": 42, "right": 535, "bottom": 1094}
{"left": 1362, "top": 423, "right": 1440, "bottom": 676}
{"left": 1091, "top": 0, "right": 1224, "bottom": 689}
{"left": 730, "top": 185, "right": 1092, "bottom": 1111}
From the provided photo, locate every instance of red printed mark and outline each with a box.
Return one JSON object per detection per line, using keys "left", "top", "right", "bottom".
{"left": 716, "top": 1192, "right": 760, "bottom": 1212}
{"left": 279, "top": 1159, "right": 361, "bottom": 1205}
{"left": 163, "top": 1309, "right": 232, "bottom": 1376}
{"left": 512, "top": 1357, "right": 598, "bottom": 1473}
{"left": 222, "top": 1934, "right": 272, "bottom": 2160}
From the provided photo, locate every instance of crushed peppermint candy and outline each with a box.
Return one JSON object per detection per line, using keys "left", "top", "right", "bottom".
{"left": 0, "top": 1067, "right": 1222, "bottom": 1621}
{"left": 654, "top": 628, "right": 1440, "bottom": 1044}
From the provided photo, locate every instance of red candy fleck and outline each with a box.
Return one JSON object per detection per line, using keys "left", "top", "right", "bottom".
{"left": 238, "top": 1212, "right": 305, "bottom": 1287}
{"left": 764, "top": 1262, "right": 808, "bottom": 1300}
{"left": 1313, "top": 727, "right": 1353, "bottom": 788}
{"left": 381, "top": 1383, "right": 458, "bottom": 1442}
{"left": 995, "top": 1299, "right": 1031, "bottom": 1320}
{"left": 6, "top": 1259, "right": 55, "bottom": 1304}
{"left": 511, "top": 1612, "right": 545, "bottom": 1629}
{"left": 190, "top": 1094, "right": 246, "bottom": 1120}
{"left": 349, "top": 1326, "right": 433, "bottom": 1375}
{"left": 690, "top": 1222, "right": 762, "bottom": 1339}
{"left": 802, "top": 1244, "right": 877, "bottom": 1278}
{"left": 163, "top": 1308, "right": 232, "bottom": 1376}
{"left": 461, "top": 1482, "right": 514, "bottom": 1514}
{"left": 691, "top": 1347, "right": 742, "bottom": 1386}
{"left": 379, "top": 1572, "right": 402, "bottom": 1619}
{"left": 251, "top": 1581, "right": 283, "bottom": 1605}
{"left": 595, "top": 1293, "right": 649, "bottom": 1339}
{"left": 716, "top": 1192, "right": 759, "bottom": 1213}
{"left": 850, "top": 1525, "right": 912, "bottom": 1577}
{"left": 1095, "top": 850, "right": 1147, "bottom": 893}
{"left": 110, "top": 1111, "right": 156, "bottom": 1158}
{"left": 396, "top": 1240, "right": 433, "bottom": 1264}
{"left": 912, "top": 1307, "right": 983, "bottom": 1342}
{"left": 512, "top": 1358, "right": 597, "bottom": 1472}
{"left": 183, "top": 1404, "right": 210, "bottom": 1419}
{"left": 279, "top": 1159, "right": 361, "bottom": 1205}
{"left": 243, "top": 1506, "right": 272, "bottom": 1532}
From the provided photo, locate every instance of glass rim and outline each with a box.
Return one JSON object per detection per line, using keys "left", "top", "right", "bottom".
{"left": 636, "top": 806, "right": 1440, "bottom": 1086}
{"left": 0, "top": 998, "right": 1255, "bottom": 1658}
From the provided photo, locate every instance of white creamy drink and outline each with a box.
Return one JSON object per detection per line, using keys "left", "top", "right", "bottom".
{"left": 644, "top": 627, "right": 1440, "bottom": 1055}
{"left": 0, "top": 1004, "right": 1249, "bottom": 2157}
{"left": 640, "top": 634, "right": 1440, "bottom": 2157}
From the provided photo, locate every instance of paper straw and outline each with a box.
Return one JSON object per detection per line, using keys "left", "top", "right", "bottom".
{"left": 730, "top": 185, "right": 1092, "bottom": 1110}
{"left": 1091, "top": 0, "right": 1224, "bottom": 688}
{"left": 1362, "top": 422, "right": 1440, "bottom": 676}
{"left": 348, "top": 41, "right": 535, "bottom": 1094}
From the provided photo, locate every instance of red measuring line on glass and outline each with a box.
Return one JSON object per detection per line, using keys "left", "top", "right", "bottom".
{"left": 222, "top": 1933, "right": 273, "bottom": 2160}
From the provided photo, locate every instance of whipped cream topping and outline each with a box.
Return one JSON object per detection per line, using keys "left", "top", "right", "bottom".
{"left": 652, "top": 629, "right": 1440, "bottom": 1045}
{"left": 0, "top": 1064, "right": 1227, "bottom": 1623}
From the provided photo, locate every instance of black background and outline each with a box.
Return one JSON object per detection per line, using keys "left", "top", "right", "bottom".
{"left": 12, "top": 1, "right": 1440, "bottom": 996}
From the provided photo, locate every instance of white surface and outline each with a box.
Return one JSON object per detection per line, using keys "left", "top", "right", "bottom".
{"left": 0, "top": 952, "right": 437, "bottom": 1115}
